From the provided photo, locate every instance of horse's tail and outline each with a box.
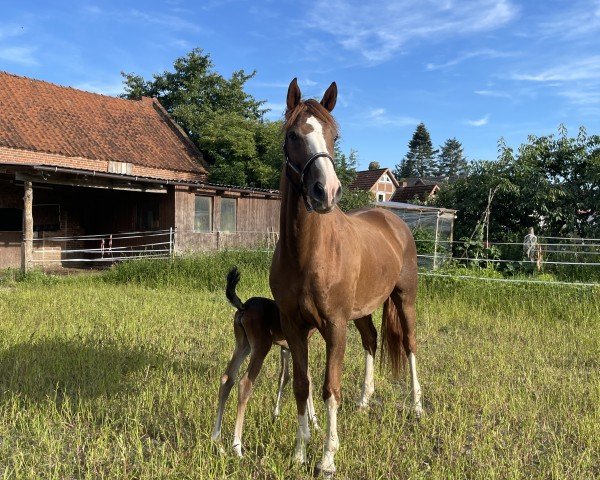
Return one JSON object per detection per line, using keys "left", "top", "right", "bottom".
{"left": 226, "top": 266, "right": 245, "bottom": 311}
{"left": 380, "top": 297, "right": 407, "bottom": 380}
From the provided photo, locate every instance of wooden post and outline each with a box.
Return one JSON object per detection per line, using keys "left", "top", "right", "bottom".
{"left": 21, "top": 181, "right": 33, "bottom": 273}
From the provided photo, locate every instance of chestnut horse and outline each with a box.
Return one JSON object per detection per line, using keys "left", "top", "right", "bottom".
{"left": 269, "top": 79, "right": 423, "bottom": 475}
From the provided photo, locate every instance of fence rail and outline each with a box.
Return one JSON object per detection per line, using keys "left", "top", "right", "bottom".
{"left": 31, "top": 228, "right": 174, "bottom": 265}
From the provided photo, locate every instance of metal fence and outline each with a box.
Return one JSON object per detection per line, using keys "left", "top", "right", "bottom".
{"left": 31, "top": 228, "right": 174, "bottom": 266}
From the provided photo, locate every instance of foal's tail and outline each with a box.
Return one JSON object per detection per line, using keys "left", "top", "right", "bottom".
{"left": 226, "top": 266, "right": 245, "bottom": 311}
{"left": 381, "top": 297, "right": 407, "bottom": 380}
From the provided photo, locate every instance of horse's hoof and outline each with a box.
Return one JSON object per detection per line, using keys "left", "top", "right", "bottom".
{"left": 415, "top": 405, "right": 424, "bottom": 419}
{"left": 233, "top": 443, "right": 244, "bottom": 457}
{"left": 314, "top": 462, "right": 336, "bottom": 478}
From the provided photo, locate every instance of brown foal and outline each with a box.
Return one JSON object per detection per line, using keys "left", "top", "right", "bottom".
{"left": 269, "top": 79, "right": 423, "bottom": 475}
{"left": 211, "top": 267, "right": 319, "bottom": 456}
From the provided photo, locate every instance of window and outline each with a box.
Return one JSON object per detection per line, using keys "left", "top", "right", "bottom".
{"left": 220, "top": 198, "right": 237, "bottom": 232}
{"left": 377, "top": 193, "right": 385, "bottom": 202}
{"left": 194, "top": 196, "right": 213, "bottom": 232}
{"left": 0, "top": 208, "right": 22, "bottom": 231}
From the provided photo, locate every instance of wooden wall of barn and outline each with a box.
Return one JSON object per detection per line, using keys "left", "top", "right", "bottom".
{"left": 173, "top": 187, "right": 280, "bottom": 253}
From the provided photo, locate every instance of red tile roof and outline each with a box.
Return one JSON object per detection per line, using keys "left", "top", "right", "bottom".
{"left": 0, "top": 71, "right": 207, "bottom": 180}
{"left": 349, "top": 168, "right": 398, "bottom": 190}
{"left": 391, "top": 184, "right": 439, "bottom": 202}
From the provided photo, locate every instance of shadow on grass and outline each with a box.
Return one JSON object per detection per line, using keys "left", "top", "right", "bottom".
{"left": 0, "top": 338, "right": 210, "bottom": 402}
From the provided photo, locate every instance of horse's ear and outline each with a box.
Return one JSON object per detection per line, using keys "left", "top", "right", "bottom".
{"left": 320, "top": 82, "right": 337, "bottom": 112}
{"left": 287, "top": 78, "right": 301, "bottom": 111}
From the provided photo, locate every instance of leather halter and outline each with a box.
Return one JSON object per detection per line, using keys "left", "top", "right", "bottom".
{"left": 283, "top": 140, "right": 335, "bottom": 212}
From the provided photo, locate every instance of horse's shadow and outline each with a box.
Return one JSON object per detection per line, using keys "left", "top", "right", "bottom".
{"left": 0, "top": 338, "right": 209, "bottom": 402}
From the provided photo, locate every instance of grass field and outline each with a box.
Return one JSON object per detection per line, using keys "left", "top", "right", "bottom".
{"left": 0, "top": 253, "right": 598, "bottom": 479}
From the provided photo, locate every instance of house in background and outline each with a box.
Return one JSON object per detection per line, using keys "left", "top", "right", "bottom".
{"left": 391, "top": 175, "right": 465, "bottom": 204}
{"left": 390, "top": 183, "right": 440, "bottom": 203}
{"left": 349, "top": 167, "right": 399, "bottom": 202}
{"left": 0, "top": 71, "right": 279, "bottom": 270}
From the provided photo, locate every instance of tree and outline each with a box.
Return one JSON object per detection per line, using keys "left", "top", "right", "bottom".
{"left": 395, "top": 123, "right": 438, "bottom": 178}
{"left": 334, "top": 144, "right": 374, "bottom": 212}
{"left": 436, "top": 137, "right": 469, "bottom": 176}
{"left": 121, "top": 48, "right": 282, "bottom": 188}
{"left": 368, "top": 161, "right": 381, "bottom": 170}
{"left": 433, "top": 126, "right": 600, "bottom": 247}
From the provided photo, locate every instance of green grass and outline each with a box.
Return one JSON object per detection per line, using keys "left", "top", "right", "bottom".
{"left": 0, "top": 252, "right": 599, "bottom": 479}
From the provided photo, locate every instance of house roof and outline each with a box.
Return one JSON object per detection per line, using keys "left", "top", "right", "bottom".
{"left": 349, "top": 167, "right": 399, "bottom": 190}
{"left": 0, "top": 71, "right": 207, "bottom": 180}
{"left": 390, "top": 184, "right": 439, "bottom": 202}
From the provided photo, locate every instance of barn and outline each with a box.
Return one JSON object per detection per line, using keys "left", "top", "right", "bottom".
{"left": 0, "top": 72, "right": 280, "bottom": 271}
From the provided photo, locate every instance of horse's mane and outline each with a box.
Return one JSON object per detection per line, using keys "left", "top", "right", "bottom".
{"left": 284, "top": 99, "right": 339, "bottom": 137}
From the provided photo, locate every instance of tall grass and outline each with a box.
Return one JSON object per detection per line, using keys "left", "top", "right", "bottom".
{"left": 0, "top": 254, "right": 598, "bottom": 478}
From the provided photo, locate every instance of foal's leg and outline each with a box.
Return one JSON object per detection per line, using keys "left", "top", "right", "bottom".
{"left": 317, "top": 324, "right": 348, "bottom": 476}
{"left": 281, "top": 319, "right": 312, "bottom": 464}
{"left": 391, "top": 288, "right": 423, "bottom": 417}
{"left": 307, "top": 369, "right": 320, "bottom": 430}
{"left": 212, "top": 321, "right": 250, "bottom": 444}
{"left": 274, "top": 347, "right": 291, "bottom": 417}
{"left": 233, "top": 342, "right": 272, "bottom": 456}
{"left": 355, "top": 315, "right": 377, "bottom": 409}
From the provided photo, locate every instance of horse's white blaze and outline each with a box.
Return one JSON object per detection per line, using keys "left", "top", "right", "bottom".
{"left": 409, "top": 352, "right": 423, "bottom": 416}
{"left": 318, "top": 396, "right": 339, "bottom": 473}
{"left": 305, "top": 115, "right": 340, "bottom": 205}
{"left": 294, "top": 412, "right": 310, "bottom": 463}
{"left": 358, "top": 351, "right": 375, "bottom": 408}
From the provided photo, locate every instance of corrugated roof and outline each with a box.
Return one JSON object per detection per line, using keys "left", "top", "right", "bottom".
{"left": 0, "top": 71, "right": 207, "bottom": 176}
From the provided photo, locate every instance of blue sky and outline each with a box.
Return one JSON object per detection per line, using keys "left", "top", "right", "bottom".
{"left": 2, "top": 1, "right": 600, "bottom": 170}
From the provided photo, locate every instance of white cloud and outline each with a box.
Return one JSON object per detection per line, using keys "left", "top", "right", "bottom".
{"left": 306, "top": 0, "right": 519, "bottom": 64}
{"left": 559, "top": 87, "right": 600, "bottom": 105}
{"left": 127, "top": 9, "right": 203, "bottom": 32}
{"left": 366, "top": 108, "right": 419, "bottom": 127}
{"left": 537, "top": 0, "right": 600, "bottom": 39}
{"left": 0, "top": 46, "right": 38, "bottom": 66}
{"left": 0, "top": 24, "right": 26, "bottom": 40}
{"left": 475, "top": 89, "right": 512, "bottom": 99}
{"left": 263, "top": 102, "right": 287, "bottom": 119}
{"left": 426, "top": 49, "right": 515, "bottom": 71}
{"left": 466, "top": 114, "right": 490, "bottom": 126}
{"left": 511, "top": 56, "right": 600, "bottom": 82}
{"left": 74, "top": 80, "right": 125, "bottom": 96}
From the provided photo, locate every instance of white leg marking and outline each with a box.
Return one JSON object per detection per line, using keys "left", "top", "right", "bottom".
{"left": 274, "top": 349, "right": 290, "bottom": 417}
{"left": 409, "top": 352, "right": 423, "bottom": 417}
{"left": 357, "top": 351, "right": 375, "bottom": 409}
{"left": 317, "top": 396, "right": 339, "bottom": 474}
{"left": 307, "top": 371, "right": 320, "bottom": 430}
{"left": 294, "top": 412, "right": 311, "bottom": 464}
{"left": 211, "top": 375, "right": 228, "bottom": 442}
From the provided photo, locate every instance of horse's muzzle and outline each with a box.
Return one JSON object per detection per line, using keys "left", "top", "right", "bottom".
{"left": 308, "top": 181, "right": 342, "bottom": 213}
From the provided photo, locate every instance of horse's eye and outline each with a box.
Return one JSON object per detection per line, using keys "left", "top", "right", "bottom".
{"left": 334, "top": 135, "right": 339, "bottom": 142}
{"left": 288, "top": 131, "right": 298, "bottom": 141}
